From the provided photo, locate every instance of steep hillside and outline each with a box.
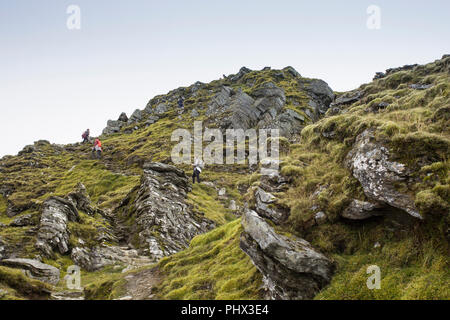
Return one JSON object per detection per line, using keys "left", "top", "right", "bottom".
{"left": 0, "top": 57, "right": 449, "bottom": 300}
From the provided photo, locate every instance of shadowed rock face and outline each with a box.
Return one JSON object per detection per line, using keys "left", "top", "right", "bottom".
{"left": 35, "top": 196, "right": 80, "bottom": 257}
{"left": 345, "top": 129, "right": 422, "bottom": 219}
{"left": 240, "top": 209, "right": 335, "bottom": 300}
{"left": 214, "top": 81, "right": 328, "bottom": 139}
{"left": 115, "top": 162, "right": 215, "bottom": 260}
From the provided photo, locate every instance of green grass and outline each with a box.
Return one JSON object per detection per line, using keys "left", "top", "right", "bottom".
{"left": 316, "top": 239, "right": 449, "bottom": 300}
{"left": 187, "top": 183, "right": 235, "bottom": 225}
{"left": 0, "top": 266, "right": 51, "bottom": 299}
{"left": 154, "top": 219, "right": 263, "bottom": 300}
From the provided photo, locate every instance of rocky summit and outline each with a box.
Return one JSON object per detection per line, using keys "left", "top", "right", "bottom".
{"left": 0, "top": 57, "right": 449, "bottom": 300}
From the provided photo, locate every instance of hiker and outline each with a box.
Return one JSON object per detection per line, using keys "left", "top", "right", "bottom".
{"left": 92, "top": 138, "right": 102, "bottom": 159}
{"left": 82, "top": 129, "right": 90, "bottom": 143}
{"left": 192, "top": 157, "right": 204, "bottom": 184}
{"left": 178, "top": 96, "right": 184, "bottom": 109}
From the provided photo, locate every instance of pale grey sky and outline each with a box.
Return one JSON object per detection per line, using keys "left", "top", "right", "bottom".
{"left": 1, "top": 0, "right": 449, "bottom": 156}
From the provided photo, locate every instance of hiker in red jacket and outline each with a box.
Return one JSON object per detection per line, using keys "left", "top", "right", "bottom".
{"left": 92, "top": 138, "right": 102, "bottom": 159}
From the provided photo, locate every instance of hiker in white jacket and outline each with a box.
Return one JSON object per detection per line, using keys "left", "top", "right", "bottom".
{"left": 193, "top": 157, "right": 204, "bottom": 184}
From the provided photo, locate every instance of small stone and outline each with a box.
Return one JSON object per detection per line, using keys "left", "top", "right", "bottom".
{"left": 191, "top": 109, "right": 199, "bottom": 118}
{"left": 314, "top": 211, "right": 327, "bottom": 225}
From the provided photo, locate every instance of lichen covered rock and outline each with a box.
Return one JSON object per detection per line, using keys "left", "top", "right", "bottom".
{"left": 115, "top": 162, "right": 215, "bottom": 260}
{"left": 35, "top": 196, "right": 79, "bottom": 257}
{"left": 0, "top": 258, "right": 60, "bottom": 285}
{"left": 345, "top": 129, "right": 422, "bottom": 219}
{"left": 240, "top": 209, "right": 335, "bottom": 300}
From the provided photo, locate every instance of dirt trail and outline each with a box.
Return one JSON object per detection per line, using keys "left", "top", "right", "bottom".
{"left": 121, "top": 267, "right": 162, "bottom": 300}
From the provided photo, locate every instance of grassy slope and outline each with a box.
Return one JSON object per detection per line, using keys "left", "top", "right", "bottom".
{"left": 146, "top": 57, "right": 450, "bottom": 300}
{"left": 0, "top": 60, "right": 449, "bottom": 299}
{"left": 0, "top": 67, "right": 309, "bottom": 298}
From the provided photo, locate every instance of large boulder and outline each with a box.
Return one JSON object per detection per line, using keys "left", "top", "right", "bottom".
{"left": 35, "top": 196, "right": 79, "bottom": 257}
{"left": 0, "top": 258, "right": 60, "bottom": 285}
{"left": 345, "top": 129, "right": 422, "bottom": 219}
{"left": 240, "top": 209, "right": 335, "bottom": 300}
{"left": 115, "top": 162, "right": 215, "bottom": 260}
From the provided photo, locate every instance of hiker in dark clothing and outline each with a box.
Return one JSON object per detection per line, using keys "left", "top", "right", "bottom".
{"left": 82, "top": 129, "right": 90, "bottom": 143}
{"left": 192, "top": 157, "right": 203, "bottom": 184}
{"left": 178, "top": 97, "right": 184, "bottom": 109}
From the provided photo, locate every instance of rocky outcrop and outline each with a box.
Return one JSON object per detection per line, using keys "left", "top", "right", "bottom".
{"left": 345, "top": 129, "right": 422, "bottom": 219}
{"left": 240, "top": 209, "right": 335, "bottom": 300}
{"left": 253, "top": 187, "right": 288, "bottom": 224}
{"left": 9, "top": 213, "right": 37, "bottom": 227}
{"left": 209, "top": 82, "right": 306, "bottom": 139}
{"left": 66, "top": 183, "right": 95, "bottom": 215}
{"left": 331, "top": 91, "right": 363, "bottom": 108}
{"left": 115, "top": 162, "right": 215, "bottom": 260}
{"left": 128, "top": 109, "right": 143, "bottom": 123}
{"left": 71, "top": 245, "right": 152, "bottom": 272}
{"left": 35, "top": 196, "right": 80, "bottom": 257}
{"left": 341, "top": 199, "right": 383, "bottom": 220}
{"left": 0, "top": 258, "right": 60, "bottom": 285}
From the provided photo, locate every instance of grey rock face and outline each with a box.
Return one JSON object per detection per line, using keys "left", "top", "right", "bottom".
{"left": 341, "top": 200, "right": 383, "bottom": 220}
{"left": 283, "top": 66, "right": 301, "bottom": 78}
{"left": 226, "top": 90, "right": 258, "bottom": 130}
{"left": 10, "top": 213, "right": 36, "bottom": 227}
{"left": 305, "top": 79, "right": 335, "bottom": 115}
{"left": 345, "top": 129, "right": 422, "bottom": 219}
{"left": 409, "top": 84, "right": 433, "bottom": 90}
{"left": 253, "top": 187, "right": 287, "bottom": 224}
{"left": 71, "top": 245, "right": 152, "bottom": 272}
{"left": 145, "top": 116, "right": 160, "bottom": 127}
{"left": 115, "top": 162, "right": 215, "bottom": 260}
{"left": 128, "top": 109, "right": 143, "bottom": 123}
{"left": 102, "top": 119, "right": 125, "bottom": 135}
{"left": 230, "top": 66, "right": 252, "bottom": 82}
{"left": 154, "top": 103, "right": 168, "bottom": 115}
{"left": 331, "top": 91, "right": 363, "bottom": 107}
{"left": 240, "top": 209, "right": 335, "bottom": 300}
{"left": 118, "top": 112, "right": 129, "bottom": 122}
{"left": 206, "top": 86, "right": 234, "bottom": 117}
{"left": 191, "top": 108, "right": 199, "bottom": 118}
{"left": 0, "top": 258, "right": 60, "bottom": 285}
{"left": 67, "top": 182, "right": 95, "bottom": 215}
{"left": 208, "top": 79, "right": 332, "bottom": 139}
{"left": 36, "top": 196, "right": 80, "bottom": 257}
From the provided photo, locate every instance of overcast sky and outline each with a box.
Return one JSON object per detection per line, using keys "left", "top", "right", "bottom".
{"left": 1, "top": 0, "right": 449, "bottom": 157}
